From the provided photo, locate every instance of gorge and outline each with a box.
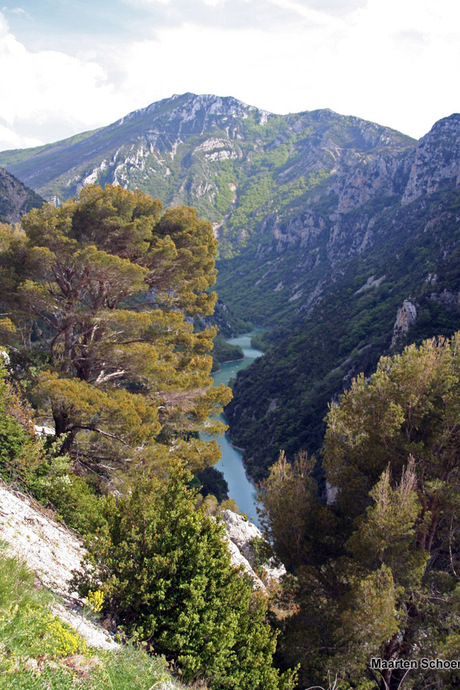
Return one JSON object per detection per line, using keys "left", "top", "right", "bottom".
{"left": 210, "top": 330, "right": 264, "bottom": 526}
{"left": 0, "top": 93, "right": 459, "bottom": 481}
{"left": 0, "top": 92, "right": 459, "bottom": 690}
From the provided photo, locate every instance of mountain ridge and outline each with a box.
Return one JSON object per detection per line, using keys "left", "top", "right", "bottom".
{"left": 0, "top": 95, "right": 458, "bottom": 477}
{"left": 0, "top": 93, "right": 415, "bottom": 256}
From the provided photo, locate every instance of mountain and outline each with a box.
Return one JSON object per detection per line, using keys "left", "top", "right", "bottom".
{"left": 0, "top": 166, "right": 44, "bottom": 223}
{"left": 1, "top": 95, "right": 458, "bottom": 479}
{"left": 224, "top": 115, "right": 460, "bottom": 479}
{"left": 0, "top": 93, "right": 414, "bottom": 260}
{"left": 215, "top": 114, "right": 459, "bottom": 328}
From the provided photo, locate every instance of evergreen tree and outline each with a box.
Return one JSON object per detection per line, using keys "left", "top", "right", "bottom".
{"left": 0, "top": 185, "right": 231, "bottom": 477}
{"left": 259, "top": 334, "right": 460, "bottom": 690}
{"left": 76, "top": 464, "right": 297, "bottom": 690}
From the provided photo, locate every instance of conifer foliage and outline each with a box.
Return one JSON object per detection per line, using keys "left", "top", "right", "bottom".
{"left": 0, "top": 185, "right": 231, "bottom": 476}
{"left": 259, "top": 334, "right": 460, "bottom": 690}
{"left": 76, "top": 464, "right": 297, "bottom": 690}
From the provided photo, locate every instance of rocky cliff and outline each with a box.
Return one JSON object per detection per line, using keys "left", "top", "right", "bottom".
{"left": 223, "top": 115, "right": 460, "bottom": 478}
{"left": 217, "top": 114, "right": 460, "bottom": 326}
{"left": 0, "top": 166, "right": 43, "bottom": 223}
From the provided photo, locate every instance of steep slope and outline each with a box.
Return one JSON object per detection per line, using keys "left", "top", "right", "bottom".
{"left": 0, "top": 93, "right": 271, "bottom": 224}
{"left": 0, "top": 480, "right": 119, "bottom": 650}
{"left": 1, "top": 96, "right": 458, "bottom": 481}
{"left": 0, "top": 166, "right": 44, "bottom": 223}
{"left": 0, "top": 93, "right": 414, "bottom": 261}
{"left": 224, "top": 116, "right": 460, "bottom": 479}
{"left": 216, "top": 115, "right": 458, "bottom": 327}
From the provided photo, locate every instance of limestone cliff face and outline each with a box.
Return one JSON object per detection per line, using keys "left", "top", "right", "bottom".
{"left": 0, "top": 482, "right": 118, "bottom": 651}
{"left": 0, "top": 166, "right": 43, "bottom": 223}
{"left": 216, "top": 112, "right": 460, "bottom": 328}
{"left": 221, "top": 510, "right": 285, "bottom": 587}
{"left": 0, "top": 93, "right": 270, "bottom": 221}
{"left": 402, "top": 114, "right": 460, "bottom": 205}
{"left": 0, "top": 94, "right": 414, "bottom": 243}
{"left": 391, "top": 300, "right": 418, "bottom": 348}
{"left": 0, "top": 480, "right": 271, "bottom": 618}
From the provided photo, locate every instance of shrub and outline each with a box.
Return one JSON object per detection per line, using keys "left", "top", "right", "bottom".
{"left": 76, "top": 464, "right": 297, "bottom": 689}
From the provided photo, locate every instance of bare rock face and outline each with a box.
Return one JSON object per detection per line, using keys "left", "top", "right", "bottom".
{"left": 0, "top": 483, "right": 84, "bottom": 596}
{"left": 326, "top": 482, "right": 338, "bottom": 506}
{"left": 222, "top": 531, "right": 265, "bottom": 590}
{"left": 0, "top": 166, "right": 43, "bottom": 223}
{"left": 402, "top": 114, "right": 460, "bottom": 205}
{"left": 221, "top": 509, "right": 285, "bottom": 586}
{"left": 0, "top": 482, "right": 118, "bottom": 650}
{"left": 391, "top": 299, "right": 417, "bottom": 347}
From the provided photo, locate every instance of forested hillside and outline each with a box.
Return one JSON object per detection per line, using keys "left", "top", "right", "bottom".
{"left": 224, "top": 115, "right": 460, "bottom": 477}
{"left": 0, "top": 95, "right": 459, "bottom": 689}
{"left": 226, "top": 184, "right": 460, "bottom": 478}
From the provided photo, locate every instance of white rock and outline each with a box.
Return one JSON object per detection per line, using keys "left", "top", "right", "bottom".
{"left": 0, "top": 482, "right": 118, "bottom": 650}
{"left": 221, "top": 509, "right": 286, "bottom": 586}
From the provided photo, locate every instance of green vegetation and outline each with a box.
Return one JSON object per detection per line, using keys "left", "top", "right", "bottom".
{"left": 0, "top": 545, "right": 189, "bottom": 689}
{"left": 75, "top": 465, "right": 296, "bottom": 689}
{"left": 0, "top": 168, "right": 43, "bottom": 224}
{"left": 259, "top": 334, "right": 460, "bottom": 689}
{"left": 1, "top": 103, "right": 458, "bottom": 689}
{"left": 225, "top": 189, "right": 460, "bottom": 479}
{"left": 211, "top": 335, "right": 244, "bottom": 372}
{"left": 0, "top": 186, "right": 295, "bottom": 689}
{"left": 193, "top": 466, "right": 229, "bottom": 502}
{"left": 0, "top": 185, "right": 231, "bottom": 478}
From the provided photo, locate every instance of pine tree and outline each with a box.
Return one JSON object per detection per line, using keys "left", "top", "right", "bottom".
{"left": 259, "top": 334, "right": 460, "bottom": 689}
{"left": 0, "top": 185, "right": 231, "bottom": 477}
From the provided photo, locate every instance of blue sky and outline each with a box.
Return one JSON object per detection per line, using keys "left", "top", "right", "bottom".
{"left": 0, "top": 0, "right": 459, "bottom": 150}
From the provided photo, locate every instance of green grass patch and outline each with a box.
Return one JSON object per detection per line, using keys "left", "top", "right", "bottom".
{"left": 0, "top": 544, "right": 188, "bottom": 689}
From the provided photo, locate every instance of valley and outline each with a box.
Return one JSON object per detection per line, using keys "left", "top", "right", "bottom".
{"left": 2, "top": 92, "right": 457, "bottom": 481}
{"left": 210, "top": 330, "right": 264, "bottom": 526}
{"left": 0, "top": 92, "right": 459, "bottom": 690}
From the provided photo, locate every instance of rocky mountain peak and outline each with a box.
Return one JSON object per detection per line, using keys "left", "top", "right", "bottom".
{"left": 402, "top": 113, "right": 460, "bottom": 204}
{"left": 170, "top": 92, "right": 268, "bottom": 120}
{"left": 116, "top": 92, "right": 270, "bottom": 138}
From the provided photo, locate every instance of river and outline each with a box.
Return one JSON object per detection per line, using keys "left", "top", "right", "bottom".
{"left": 210, "top": 331, "right": 264, "bottom": 528}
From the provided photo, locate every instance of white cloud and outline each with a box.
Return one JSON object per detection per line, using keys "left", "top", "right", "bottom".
{"left": 0, "top": 0, "right": 459, "bottom": 150}
{"left": 0, "top": 120, "right": 42, "bottom": 150}
{"left": 110, "top": 0, "right": 458, "bottom": 137}
{"left": 0, "top": 13, "right": 137, "bottom": 149}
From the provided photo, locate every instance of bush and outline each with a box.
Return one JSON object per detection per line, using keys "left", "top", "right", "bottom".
{"left": 76, "top": 464, "right": 296, "bottom": 689}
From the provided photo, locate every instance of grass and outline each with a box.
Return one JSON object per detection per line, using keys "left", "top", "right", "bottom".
{"left": 0, "top": 543, "right": 195, "bottom": 689}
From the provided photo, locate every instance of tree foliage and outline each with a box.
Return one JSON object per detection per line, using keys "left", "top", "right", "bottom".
{"left": 76, "top": 464, "right": 297, "bottom": 690}
{"left": 259, "top": 334, "right": 460, "bottom": 690}
{"left": 0, "top": 185, "right": 231, "bottom": 477}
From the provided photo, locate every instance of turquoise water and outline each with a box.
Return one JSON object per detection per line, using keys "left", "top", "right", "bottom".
{"left": 209, "top": 331, "right": 264, "bottom": 527}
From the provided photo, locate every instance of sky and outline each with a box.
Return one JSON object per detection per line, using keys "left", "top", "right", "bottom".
{"left": 0, "top": 0, "right": 459, "bottom": 150}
